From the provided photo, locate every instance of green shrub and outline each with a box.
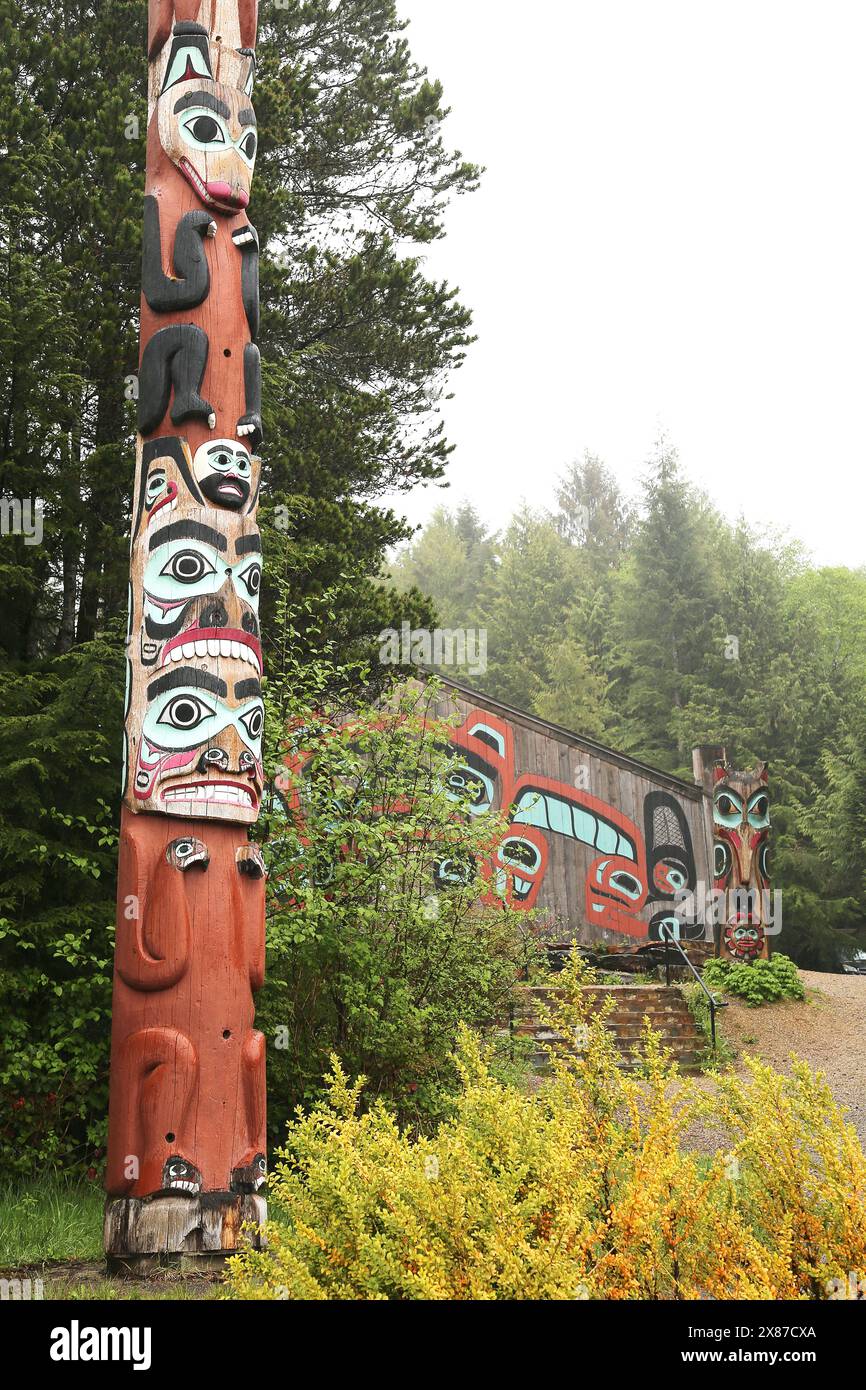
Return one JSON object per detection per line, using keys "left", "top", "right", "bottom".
{"left": 258, "top": 610, "right": 540, "bottom": 1133}
{"left": 702, "top": 953, "right": 805, "bottom": 1006}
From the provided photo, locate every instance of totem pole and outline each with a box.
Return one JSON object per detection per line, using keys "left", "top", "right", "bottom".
{"left": 105, "top": 0, "right": 267, "bottom": 1265}
{"left": 711, "top": 760, "right": 771, "bottom": 962}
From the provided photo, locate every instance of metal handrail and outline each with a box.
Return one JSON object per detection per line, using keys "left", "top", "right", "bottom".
{"left": 658, "top": 923, "right": 726, "bottom": 1052}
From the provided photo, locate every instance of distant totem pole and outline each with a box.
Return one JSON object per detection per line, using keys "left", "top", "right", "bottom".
{"left": 105, "top": 0, "right": 267, "bottom": 1263}
{"left": 711, "top": 761, "right": 771, "bottom": 962}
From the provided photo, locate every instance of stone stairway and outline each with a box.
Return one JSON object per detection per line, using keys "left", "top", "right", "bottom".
{"left": 512, "top": 983, "right": 706, "bottom": 1074}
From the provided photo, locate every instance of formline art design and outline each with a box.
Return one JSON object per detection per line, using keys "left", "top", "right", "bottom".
{"left": 105, "top": 0, "right": 267, "bottom": 1265}
{"left": 442, "top": 707, "right": 772, "bottom": 958}
{"left": 277, "top": 692, "right": 771, "bottom": 959}
{"left": 441, "top": 709, "right": 703, "bottom": 940}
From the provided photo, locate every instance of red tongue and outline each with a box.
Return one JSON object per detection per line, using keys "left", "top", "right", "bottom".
{"left": 207, "top": 181, "right": 249, "bottom": 207}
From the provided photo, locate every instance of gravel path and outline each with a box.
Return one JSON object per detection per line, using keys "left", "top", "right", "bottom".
{"left": 668, "top": 970, "right": 866, "bottom": 1154}
{"left": 714, "top": 970, "right": 866, "bottom": 1145}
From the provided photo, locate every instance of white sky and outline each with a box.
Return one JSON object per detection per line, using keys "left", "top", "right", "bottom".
{"left": 385, "top": 0, "right": 866, "bottom": 567}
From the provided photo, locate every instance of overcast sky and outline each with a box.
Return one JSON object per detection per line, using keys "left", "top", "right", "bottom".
{"left": 386, "top": 0, "right": 866, "bottom": 567}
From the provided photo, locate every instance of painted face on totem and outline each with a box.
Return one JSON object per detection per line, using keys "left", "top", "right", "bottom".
{"left": 231, "top": 1151, "right": 266, "bottom": 1194}
{"left": 713, "top": 762, "right": 770, "bottom": 960}
{"left": 193, "top": 438, "right": 255, "bottom": 509}
{"left": 134, "top": 663, "right": 264, "bottom": 819}
{"left": 156, "top": 25, "right": 257, "bottom": 214}
{"left": 138, "top": 514, "right": 262, "bottom": 672}
{"left": 134, "top": 438, "right": 260, "bottom": 535}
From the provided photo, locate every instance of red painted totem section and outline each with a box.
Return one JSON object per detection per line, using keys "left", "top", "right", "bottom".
{"left": 107, "top": 815, "right": 266, "bottom": 1199}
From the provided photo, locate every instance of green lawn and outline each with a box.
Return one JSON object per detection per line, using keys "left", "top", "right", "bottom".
{"left": 0, "top": 1177, "right": 221, "bottom": 1299}
{"left": 0, "top": 1176, "right": 104, "bottom": 1265}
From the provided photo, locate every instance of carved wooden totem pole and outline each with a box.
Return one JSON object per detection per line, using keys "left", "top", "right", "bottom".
{"left": 712, "top": 761, "right": 771, "bottom": 962}
{"left": 105, "top": 0, "right": 267, "bottom": 1265}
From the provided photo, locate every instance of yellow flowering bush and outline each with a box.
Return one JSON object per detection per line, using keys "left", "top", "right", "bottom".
{"left": 226, "top": 956, "right": 866, "bottom": 1300}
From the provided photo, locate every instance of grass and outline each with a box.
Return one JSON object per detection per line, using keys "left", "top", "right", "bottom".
{"left": 53, "top": 1280, "right": 218, "bottom": 1300}
{"left": 0, "top": 1175, "right": 103, "bottom": 1266}
{"left": 0, "top": 1176, "right": 225, "bottom": 1299}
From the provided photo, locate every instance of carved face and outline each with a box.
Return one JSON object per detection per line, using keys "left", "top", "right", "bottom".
{"left": 193, "top": 438, "right": 255, "bottom": 509}
{"left": 134, "top": 437, "right": 260, "bottom": 531}
{"left": 161, "top": 1154, "right": 202, "bottom": 1194}
{"left": 723, "top": 917, "right": 764, "bottom": 962}
{"left": 236, "top": 843, "right": 266, "bottom": 878}
{"left": 134, "top": 662, "right": 264, "bottom": 817}
{"left": 231, "top": 1151, "right": 266, "bottom": 1193}
{"left": 713, "top": 762, "right": 770, "bottom": 960}
{"left": 139, "top": 514, "right": 262, "bottom": 671}
{"left": 127, "top": 436, "right": 264, "bottom": 824}
{"left": 156, "top": 25, "right": 256, "bottom": 213}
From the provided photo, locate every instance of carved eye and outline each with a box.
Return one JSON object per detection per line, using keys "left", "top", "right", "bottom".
{"left": 145, "top": 470, "right": 167, "bottom": 506}
{"left": 237, "top": 560, "right": 261, "bottom": 599}
{"left": 183, "top": 113, "right": 226, "bottom": 147}
{"left": 239, "top": 130, "right": 257, "bottom": 164}
{"left": 239, "top": 705, "right": 264, "bottom": 742}
{"left": 161, "top": 549, "right": 216, "bottom": 584}
{"left": 714, "top": 792, "right": 743, "bottom": 827}
{"left": 175, "top": 839, "right": 194, "bottom": 858}
{"left": 748, "top": 793, "right": 770, "bottom": 828}
{"left": 160, "top": 695, "right": 214, "bottom": 731}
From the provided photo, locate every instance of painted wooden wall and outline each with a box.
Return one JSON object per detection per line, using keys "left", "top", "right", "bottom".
{"left": 429, "top": 682, "right": 712, "bottom": 949}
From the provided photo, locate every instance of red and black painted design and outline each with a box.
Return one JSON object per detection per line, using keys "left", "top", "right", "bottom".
{"left": 443, "top": 712, "right": 651, "bottom": 936}
{"left": 276, "top": 707, "right": 706, "bottom": 945}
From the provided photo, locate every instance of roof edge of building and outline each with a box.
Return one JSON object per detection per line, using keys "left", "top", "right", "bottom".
{"left": 429, "top": 674, "right": 705, "bottom": 801}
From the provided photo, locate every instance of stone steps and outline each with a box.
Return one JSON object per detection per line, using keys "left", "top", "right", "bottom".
{"left": 514, "top": 983, "right": 707, "bottom": 1074}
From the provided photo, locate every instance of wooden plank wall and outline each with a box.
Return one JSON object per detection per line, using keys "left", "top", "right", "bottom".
{"left": 430, "top": 685, "right": 711, "bottom": 948}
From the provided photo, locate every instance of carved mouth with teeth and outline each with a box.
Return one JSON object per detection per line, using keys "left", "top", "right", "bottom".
{"left": 231, "top": 1151, "right": 267, "bottom": 1194}
{"left": 162, "top": 1155, "right": 202, "bottom": 1195}
{"left": 179, "top": 157, "right": 249, "bottom": 212}
{"left": 160, "top": 626, "right": 262, "bottom": 674}
{"left": 162, "top": 781, "right": 255, "bottom": 809}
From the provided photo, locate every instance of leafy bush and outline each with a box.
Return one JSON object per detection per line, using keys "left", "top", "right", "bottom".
{"left": 226, "top": 957, "right": 865, "bottom": 1300}
{"left": 702, "top": 953, "right": 806, "bottom": 1006}
{"left": 258, "top": 602, "right": 539, "bottom": 1132}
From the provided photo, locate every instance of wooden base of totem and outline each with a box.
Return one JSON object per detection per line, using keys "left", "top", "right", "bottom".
{"left": 104, "top": 1193, "right": 266, "bottom": 1270}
